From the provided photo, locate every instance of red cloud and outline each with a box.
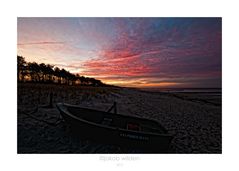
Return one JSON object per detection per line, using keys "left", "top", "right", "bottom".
{"left": 82, "top": 51, "right": 152, "bottom": 77}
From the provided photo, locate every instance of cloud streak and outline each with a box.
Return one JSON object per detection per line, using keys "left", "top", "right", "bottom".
{"left": 17, "top": 41, "right": 65, "bottom": 46}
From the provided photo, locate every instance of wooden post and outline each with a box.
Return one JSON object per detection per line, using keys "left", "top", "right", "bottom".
{"left": 107, "top": 101, "right": 117, "bottom": 114}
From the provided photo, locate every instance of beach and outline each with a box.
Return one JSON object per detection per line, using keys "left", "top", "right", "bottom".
{"left": 18, "top": 83, "right": 221, "bottom": 153}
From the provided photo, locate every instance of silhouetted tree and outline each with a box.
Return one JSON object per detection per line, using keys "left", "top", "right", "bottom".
{"left": 67, "top": 72, "right": 76, "bottom": 85}
{"left": 28, "top": 62, "right": 40, "bottom": 82}
{"left": 54, "top": 67, "right": 61, "bottom": 84}
{"left": 45, "top": 64, "right": 54, "bottom": 83}
{"left": 17, "top": 55, "right": 106, "bottom": 87}
{"left": 59, "top": 68, "right": 68, "bottom": 85}
{"left": 39, "top": 63, "right": 47, "bottom": 82}
{"left": 79, "top": 76, "right": 87, "bottom": 85}
{"left": 17, "top": 56, "right": 27, "bottom": 82}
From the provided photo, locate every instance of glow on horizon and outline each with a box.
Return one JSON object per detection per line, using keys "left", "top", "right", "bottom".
{"left": 17, "top": 18, "right": 222, "bottom": 88}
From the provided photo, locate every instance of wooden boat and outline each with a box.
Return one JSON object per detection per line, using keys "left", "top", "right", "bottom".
{"left": 56, "top": 102, "right": 173, "bottom": 152}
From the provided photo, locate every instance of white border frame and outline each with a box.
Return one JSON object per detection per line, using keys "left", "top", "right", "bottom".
{"left": 1, "top": 0, "right": 239, "bottom": 171}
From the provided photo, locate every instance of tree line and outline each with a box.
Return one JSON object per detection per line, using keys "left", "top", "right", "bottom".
{"left": 17, "top": 55, "right": 107, "bottom": 86}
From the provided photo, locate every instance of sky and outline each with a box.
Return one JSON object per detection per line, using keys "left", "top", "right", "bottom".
{"left": 17, "top": 17, "right": 222, "bottom": 88}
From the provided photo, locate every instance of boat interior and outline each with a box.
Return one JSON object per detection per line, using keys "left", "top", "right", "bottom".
{"left": 66, "top": 105, "right": 167, "bottom": 134}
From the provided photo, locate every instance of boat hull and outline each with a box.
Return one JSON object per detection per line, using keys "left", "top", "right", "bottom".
{"left": 57, "top": 103, "right": 173, "bottom": 153}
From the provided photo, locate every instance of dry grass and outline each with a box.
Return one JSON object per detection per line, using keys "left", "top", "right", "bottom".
{"left": 17, "top": 83, "right": 121, "bottom": 107}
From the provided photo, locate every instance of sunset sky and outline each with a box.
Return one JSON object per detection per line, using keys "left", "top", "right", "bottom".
{"left": 17, "top": 18, "right": 221, "bottom": 88}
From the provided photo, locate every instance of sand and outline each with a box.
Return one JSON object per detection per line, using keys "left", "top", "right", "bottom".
{"left": 17, "top": 83, "right": 221, "bottom": 153}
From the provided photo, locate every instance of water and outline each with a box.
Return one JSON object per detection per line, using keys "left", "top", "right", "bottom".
{"left": 140, "top": 88, "right": 222, "bottom": 94}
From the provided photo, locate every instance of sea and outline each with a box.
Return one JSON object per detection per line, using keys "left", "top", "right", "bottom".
{"left": 140, "top": 88, "right": 222, "bottom": 94}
